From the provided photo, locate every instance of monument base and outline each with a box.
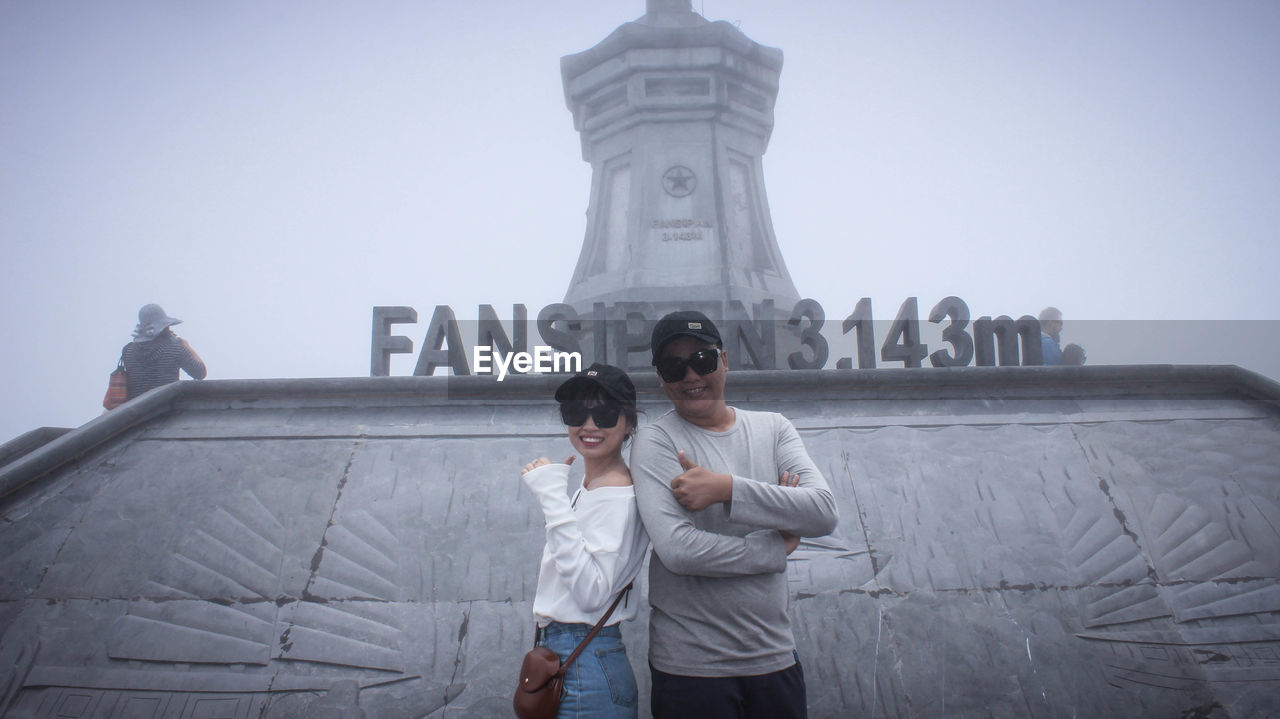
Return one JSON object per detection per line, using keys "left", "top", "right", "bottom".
{"left": 2, "top": 367, "right": 1278, "bottom": 717}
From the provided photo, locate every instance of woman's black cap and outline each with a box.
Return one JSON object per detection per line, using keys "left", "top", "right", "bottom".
{"left": 554, "top": 363, "right": 637, "bottom": 406}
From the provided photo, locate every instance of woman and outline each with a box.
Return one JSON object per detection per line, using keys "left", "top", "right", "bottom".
{"left": 121, "top": 303, "right": 206, "bottom": 400}
{"left": 520, "top": 362, "right": 649, "bottom": 718}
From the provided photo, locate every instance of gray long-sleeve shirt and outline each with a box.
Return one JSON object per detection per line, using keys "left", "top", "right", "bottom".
{"left": 630, "top": 407, "right": 838, "bottom": 677}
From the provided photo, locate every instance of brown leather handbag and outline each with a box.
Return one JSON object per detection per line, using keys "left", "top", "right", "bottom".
{"left": 103, "top": 357, "right": 127, "bottom": 410}
{"left": 513, "top": 583, "right": 632, "bottom": 719}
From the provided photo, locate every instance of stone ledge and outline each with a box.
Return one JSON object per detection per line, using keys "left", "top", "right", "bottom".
{"left": 0, "top": 427, "right": 72, "bottom": 470}
{"left": 2, "top": 364, "right": 1277, "bottom": 504}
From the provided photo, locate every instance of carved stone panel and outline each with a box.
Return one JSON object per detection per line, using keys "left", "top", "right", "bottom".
{"left": 1, "top": 388, "right": 1278, "bottom": 717}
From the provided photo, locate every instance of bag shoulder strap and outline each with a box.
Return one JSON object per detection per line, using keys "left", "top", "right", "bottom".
{"left": 555, "top": 582, "right": 633, "bottom": 676}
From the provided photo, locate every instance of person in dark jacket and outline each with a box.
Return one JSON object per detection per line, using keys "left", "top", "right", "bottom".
{"left": 120, "top": 304, "right": 206, "bottom": 400}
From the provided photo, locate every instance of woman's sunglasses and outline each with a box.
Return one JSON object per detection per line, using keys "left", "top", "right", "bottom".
{"left": 559, "top": 401, "right": 624, "bottom": 428}
{"left": 655, "top": 347, "right": 721, "bottom": 383}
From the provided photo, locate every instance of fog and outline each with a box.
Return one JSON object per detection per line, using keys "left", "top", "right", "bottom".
{"left": 2, "top": 0, "right": 1278, "bottom": 442}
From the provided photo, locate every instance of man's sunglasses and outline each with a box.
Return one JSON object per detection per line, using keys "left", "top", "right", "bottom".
{"left": 656, "top": 347, "right": 721, "bottom": 383}
{"left": 559, "top": 401, "right": 624, "bottom": 428}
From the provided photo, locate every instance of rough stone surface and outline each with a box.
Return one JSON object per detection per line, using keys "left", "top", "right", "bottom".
{"left": 1, "top": 367, "right": 1278, "bottom": 718}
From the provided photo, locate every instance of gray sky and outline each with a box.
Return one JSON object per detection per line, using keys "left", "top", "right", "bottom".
{"left": 3, "top": 0, "right": 1279, "bottom": 442}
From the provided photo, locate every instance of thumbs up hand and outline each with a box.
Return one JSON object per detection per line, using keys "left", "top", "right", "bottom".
{"left": 670, "top": 450, "right": 733, "bottom": 511}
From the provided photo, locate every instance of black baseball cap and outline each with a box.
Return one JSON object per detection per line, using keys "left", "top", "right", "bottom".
{"left": 650, "top": 310, "right": 722, "bottom": 365}
{"left": 554, "top": 363, "right": 637, "bottom": 406}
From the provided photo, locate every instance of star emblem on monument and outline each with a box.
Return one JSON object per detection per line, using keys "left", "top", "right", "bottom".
{"left": 662, "top": 166, "right": 696, "bottom": 197}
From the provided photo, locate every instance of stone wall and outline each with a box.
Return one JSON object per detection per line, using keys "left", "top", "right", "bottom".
{"left": 1, "top": 367, "right": 1277, "bottom": 718}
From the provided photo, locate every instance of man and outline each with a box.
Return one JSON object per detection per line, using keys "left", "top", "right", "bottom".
{"left": 1039, "top": 306, "right": 1064, "bottom": 366}
{"left": 629, "top": 310, "right": 839, "bottom": 718}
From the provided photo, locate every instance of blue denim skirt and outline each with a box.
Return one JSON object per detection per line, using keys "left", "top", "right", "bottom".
{"left": 540, "top": 622, "right": 638, "bottom": 718}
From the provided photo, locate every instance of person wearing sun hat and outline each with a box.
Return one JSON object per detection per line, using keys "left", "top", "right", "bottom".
{"left": 118, "top": 303, "right": 207, "bottom": 401}
{"left": 519, "top": 363, "right": 649, "bottom": 717}
{"left": 630, "top": 310, "right": 839, "bottom": 719}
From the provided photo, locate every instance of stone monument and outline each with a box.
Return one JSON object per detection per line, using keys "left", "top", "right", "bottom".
{"left": 560, "top": 0, "right": 800, "bottom": 316}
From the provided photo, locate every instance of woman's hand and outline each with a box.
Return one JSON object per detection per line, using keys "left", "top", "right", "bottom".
{"left": 779, "top": 470, "right": 799, "bottom": 487}
{"left": 522, "top": 455, "right": 575, "bottom": 475}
